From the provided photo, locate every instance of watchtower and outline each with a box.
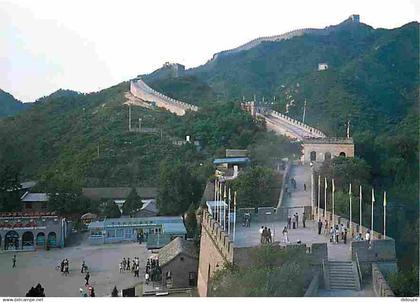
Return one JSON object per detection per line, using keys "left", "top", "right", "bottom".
{"left": 302, "top": 137, "right": 354, "bottom": 163}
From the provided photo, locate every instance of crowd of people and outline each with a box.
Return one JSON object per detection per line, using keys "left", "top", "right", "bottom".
{"left": 58, "top": 258, "right": 70, "bottom": 276}
{"left": 145, "top": 258, "right": 162, "bottom": 284}
{"left": 119, "top": 257, "right": 141, "bottom": 278}
{"left": 242, "top": 212, "right": 251, "bottom": 227}
{"left": 259, "top": 226, "right": 273, "bottom": 244}
{"left": 316, "top": 218, "right": 373, "bottom": 245}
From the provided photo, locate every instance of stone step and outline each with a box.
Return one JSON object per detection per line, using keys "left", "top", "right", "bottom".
{"left": 330, "top": 285, "right": 357, "bottom": 290}
{"left": 328, "top": 275, "right": 356, "bottom": 281}
{"left": 329, "top": 270, "right": 354, "bottom": 274}
{"left": 328, "top": 263, "right": 353, "bottom": 267}
{"left": 330, "top": 279, "right": 356, "bottom": 284}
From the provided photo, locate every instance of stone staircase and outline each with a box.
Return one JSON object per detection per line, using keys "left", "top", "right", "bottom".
{"left": 323, "top": 260, "right": 361, "bottom": 291}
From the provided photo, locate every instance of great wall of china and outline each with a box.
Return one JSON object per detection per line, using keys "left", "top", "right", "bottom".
{"left": 130, "top": 79, "right": 198, "bottom": 116}
{"left": 211, "top": 15, "right": 360, "bottom": 61}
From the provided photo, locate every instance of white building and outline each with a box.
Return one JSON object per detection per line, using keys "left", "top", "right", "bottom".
{"left": 318, "top": 63, "right": 329, "bottom": 71}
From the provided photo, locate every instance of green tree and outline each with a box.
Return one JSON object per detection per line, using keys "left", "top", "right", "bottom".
{"left": 231, "top": 166, "right": 278, "bottom": 207}
{"left": 0, "top": 164, "right": 22, "bottom": 211}
{"left": 121, "top": 188, "right": 143, "bottom": 216}
{"left": 388, "top": 267, "right": 419, "bottom": 297}
{"left": 157, "top": 160, "right": 201, "bottom": 215}
{"left": 185, "top": 203, "right": 198, "bottom": 238}
{"left": 101, "top": 200, "right": 121, "bottom": 218}
{"left": 210, "top": 245, "right": 311, "bottom": 297}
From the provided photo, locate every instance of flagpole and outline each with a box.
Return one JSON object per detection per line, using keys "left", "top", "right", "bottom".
{"left": 324, "top": 177, "right": 327, "bottom": 219}
{"left": 317, "top": 175, "right": 321, "bottom": 221}
{"left": 332, "top": 179, "right": 335, "bottom": 227}
{"left": 233, "top": 191, "right": 237, "bottom": 242}
{"left": 311, "top": 170, "right": 314, "bottom": 219}
{"left": 212, "top": 178, "right": 219, "bottom": 219}
{"left": 359, "top": 185, "right": 362, "bottom": 229}
{"left": 383, "top": 191, "right": 387, "bottom": 239}
{"left": 228, "top": 188, "right": 231, "bottom": 235}
{"left": 220, "top": 183, "right": 224, "bottom": 227}
{"left": 223, "top": 185, "right": 227, "bottom": 230}
{"left": 371, "top": 188, "right": 375, "bottom": 234}
{"left": 349, "top": 183, "right": 352, "bottom": 237}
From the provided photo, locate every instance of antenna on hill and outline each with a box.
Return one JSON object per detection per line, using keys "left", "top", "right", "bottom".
{"left": 128, "top": 105, "right": 132, "bottom": 132}
{"left": 346, "top": 120, "right": 351, "bottom": 138}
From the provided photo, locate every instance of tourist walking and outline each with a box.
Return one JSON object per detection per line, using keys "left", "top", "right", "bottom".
{"left": 329, "top": 227, "right": 334, "bottom": 243}
{"left": 317, "top": 219, "right": 322, "bottom": 235}
{"left": 81, "top": 261, "right": 86, "bottom": 273}
{"left": 268, "top": 228, "right": 272, "bottom": 243}
{"left": 303, "top": 183, "right": 307, "bottom": 191}
{"left": 302, "top": 213, "right": 306, "bottom": 228}
{"left": 324, "top": 220, "right": 329, "bottom": 236}
{"left": 335, "top": 225, "right": 339, "bottom": 244}
{"left": 295, "top": 213, "right": 299, "bottom": 228}
{"left": 12, "top": 255, "right": 16, "bottom": 268}
{"left": 85, "top": 272, "right": 90, "bottom": 286}
{"left": 282, "top": 227, "right": 289, "bottom": 243}
{"left": 262, "top": 227, "right": 269, "bottom": 244}
{"left": 366, "top": 230, "right": 371, "bottom": 244}
{"left": 343, "top": 227, "right": 348, "bottom": 244}
{"left": 292, "top": 215, "right": 296, "bottom": 229}
{"left": 287, "top": 216, "right": 291, "bottom": 229}
{"left": 259, "top": 226, "right": 264, "bottom": 243}
{"left": 119, "top": 262, "right": 123, "bottom": 273}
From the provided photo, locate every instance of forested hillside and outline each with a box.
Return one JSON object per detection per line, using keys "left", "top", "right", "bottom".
{"left": 144, "top": 20, "right": 419, "bottom": 272}
{"left": 0, "top": 89, "right": 30, "bottom": 117}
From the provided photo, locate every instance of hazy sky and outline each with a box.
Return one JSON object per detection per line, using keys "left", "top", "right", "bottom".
{"left": 1, "top": 0, "right": 419, "bottom": 102}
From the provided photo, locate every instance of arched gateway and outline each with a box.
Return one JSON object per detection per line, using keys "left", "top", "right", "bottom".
{"left": 5, "top": 230, "right": 19, "bottom": 250}
{"left": 302, "top": 138, "right": 354, "bottom": 163}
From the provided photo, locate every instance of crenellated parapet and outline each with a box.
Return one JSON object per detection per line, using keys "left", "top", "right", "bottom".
{"left": 201, "top": 210, "right": 234, "bottom": 262}
{"left": 130, "top": 79, "right": 198, "bottom": 116}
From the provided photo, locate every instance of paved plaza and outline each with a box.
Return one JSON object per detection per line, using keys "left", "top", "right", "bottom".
{"left": 0, "top": 233, "right": 151, "bottom": 297}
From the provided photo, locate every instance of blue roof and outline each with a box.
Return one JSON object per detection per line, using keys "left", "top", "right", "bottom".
{"left": 87, "top": 216, "right": 186, "bottom": 235}
{"left": 213, "top": 157, "right": 250, "bottom": 165}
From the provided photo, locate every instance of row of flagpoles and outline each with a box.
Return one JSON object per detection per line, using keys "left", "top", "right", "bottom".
{"left": 312, "top": 175, "right": 387, "bottom": 238}
{"left": 214, "top": 178, "right": 237, "bottom": 241}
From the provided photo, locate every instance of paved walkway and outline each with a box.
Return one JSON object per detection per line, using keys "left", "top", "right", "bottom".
{"left": 0, "top": 235, "right": 151, "bottom": 297}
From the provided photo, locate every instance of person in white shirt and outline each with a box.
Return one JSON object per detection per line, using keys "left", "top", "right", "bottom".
{"left": 365, "top": 230, "right": 371, "bottom": 244}
{"left": 259, "top": 226, "right": 264, "bottom": 243}
{"left": 282, "top": 226, "right": 289, "bottom": 243}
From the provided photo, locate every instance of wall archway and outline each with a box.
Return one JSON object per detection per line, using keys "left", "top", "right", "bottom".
{"left": 310, "top": 151, "right": 316, "bottom": 161}
{"left": 325, "top": 152, "right": 332, "bottom": 160}
{"left": 36, "top": 232, "right": 45, "bottom": 247}
{"left": 339, "top": 152, "right": 346, "bottom": 157}
{"left": 22, "top": 231, "right": 34, "bottom": 250}
{"left": 5, "top": 230, "right": 19, "bottom": 250}
{"left": 47, "top": 232, "right": 57, "bottom": 247}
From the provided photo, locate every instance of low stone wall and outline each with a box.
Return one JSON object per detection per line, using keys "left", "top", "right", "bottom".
{"left": 277, "top": 158, "right": 291, "bottom": 209}
{"left": 304, "top": 271, "right": 321, "bottom": 297}
{"left": 351, "top": 239, "right": 396, "bottom": 263}
{"left": 318, "top": 208, "right": 387, "bottom": 240}
{"left": 372, "top": 263, "right": 395, "bottom": 297}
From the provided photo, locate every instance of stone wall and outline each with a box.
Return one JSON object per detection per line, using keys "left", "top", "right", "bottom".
{"left": 303, "top": 139, "right": 354, "bottom": 163}
{"left": 130, "top": 80, "right": 198, "bottom": 116}
{"left": 372, "top": 263, "right": 395, "bottom": 297}
{"left": 351, "top": 239, "right": 396, "bottom": 263}
{"left": 304, "top": 271, "right": 321, "bottom": 297}
{"left": 197, "top": 210, "right": 234, "bottom": 297}
{"left": 313, "top": 208, "right": 385, "bottom": 240}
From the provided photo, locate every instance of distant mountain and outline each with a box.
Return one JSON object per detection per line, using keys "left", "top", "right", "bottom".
{"left": 36, "top": 89, "right": 81, "bottom": 103}
{"left": 0, "top": 89, "right": 30, "bottom": 118}
{"left": 145, "top": 18, "right": 419, "bottom": 138}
